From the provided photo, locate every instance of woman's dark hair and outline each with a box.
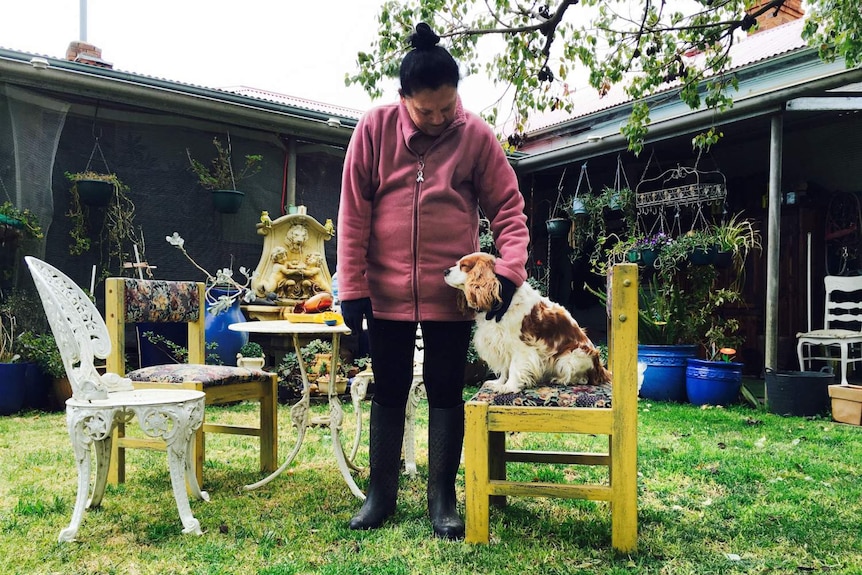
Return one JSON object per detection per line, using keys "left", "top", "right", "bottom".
{"left": 399, "top": 22, "right": 460, "bottom": 96}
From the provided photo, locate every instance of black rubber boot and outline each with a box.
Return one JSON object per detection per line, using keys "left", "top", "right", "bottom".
{"left": 427, "top": 403, "right": 466, "bottom": 540}
{"left": 349, "top": 401, "right": 406, "bottom": 530}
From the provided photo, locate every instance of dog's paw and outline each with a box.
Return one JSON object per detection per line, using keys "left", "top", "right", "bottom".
{"left": 495, "top": 380, "right": 525, "bottom": 394}
{"left": 483, "top": 378, "right": 506, "bottom": 392}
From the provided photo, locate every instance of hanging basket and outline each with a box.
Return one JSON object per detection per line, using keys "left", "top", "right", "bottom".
{"left": 76, "top": 178, "right": 114, "bottom": 206}
{"left": 570, "top": 197, "right": 587, "bottom": 215}
{"left": 546, "top": 217, "right": 571, "bottom": 238}
{"left": 211, "top": 189, "right": 245, "bottom": 214}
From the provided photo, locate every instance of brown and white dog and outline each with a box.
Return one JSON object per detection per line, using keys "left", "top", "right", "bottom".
{"left": 444, "top": 252, "right": 610, "bottom": 393}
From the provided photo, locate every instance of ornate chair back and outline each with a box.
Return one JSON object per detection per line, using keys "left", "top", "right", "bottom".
{"left": 26, "top": 255, "right": 132, "bottom": 400}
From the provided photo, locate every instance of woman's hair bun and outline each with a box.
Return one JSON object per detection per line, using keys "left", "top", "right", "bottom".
{"left": 409, "top": 22, "right": 441, "bottom": 50}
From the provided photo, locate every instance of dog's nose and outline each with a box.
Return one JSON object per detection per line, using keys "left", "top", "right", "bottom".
{"left": 444, "top": 268, "right": 450, "bottom": 276}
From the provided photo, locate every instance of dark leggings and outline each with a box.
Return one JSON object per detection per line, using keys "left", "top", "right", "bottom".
{"left": 369, "top": 319, "right": 473, "bottom": 410}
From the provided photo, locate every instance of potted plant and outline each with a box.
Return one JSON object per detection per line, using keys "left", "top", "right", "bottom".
{"left": 711, "top": 213, "right": 761, "bottom": 277}
{"left": 569, "top": 185, "right": 637, "bottom": 274}
{"left": 275, "top": 338, "right": 337, "bottom": 400}
{"left": 186, "top": 136, "right": 263, "bottom": 214}
{"left": 276, "top": 350, "right": 304, "bottom": 402}
{"left": 0, "top": 201, "right": 43, "bottom": 240}
{"left": 17, "top": 331, "right": 68, "bottom": 411}
{"left": 685, "top": 320, "right": 744, "bottom": 407}
{"left": 237, "top": 341, "right": 265, "bottom": 369}
{"left": 685, "top": 229, "right": 719, "bottom": 265}
{"left": 0, "top": 307, "right": 26, "bottom": 415}
{"left": 316, "top": 356, "right": 348, "bottom": 395}
{"left": 634, "top": 232, "right": 671, "bottom": 267}
{"left": 64, "top": 170, "right": 144, "bottom": 285}
{"left": 65, "top": 170, "right": 119, "bottom": 207}
{"left": 635, "top": 265, "right": 744, "bottom": 401}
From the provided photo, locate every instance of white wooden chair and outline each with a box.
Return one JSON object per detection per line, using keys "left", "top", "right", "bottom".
{"left": 25, "top": 257, "right": 208, "bottom": 542}
{"left": 797, "top": 275, "right": 862, "bottom": 385}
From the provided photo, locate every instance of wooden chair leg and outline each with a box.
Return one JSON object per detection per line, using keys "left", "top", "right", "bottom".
{"left": 488, "top": 430, "right": 507, "bottom": 508}
{"left": 260, "top": 376, "right": 278, "bottom": 473}
{"left": 465, "top": 402, "right": 491, "bottom": 544}
{"left": 193, "top": 426, "right": 204, "bottom": 487}
{"left": 108, "top": 422, "right": 126, "bottom": 484}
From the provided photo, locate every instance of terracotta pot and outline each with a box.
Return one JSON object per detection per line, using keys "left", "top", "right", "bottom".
{"left": 48, "top": 376, "right": 72, "bottom": 411}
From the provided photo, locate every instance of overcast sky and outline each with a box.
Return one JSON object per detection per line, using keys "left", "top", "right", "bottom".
{"left": 0, "top": 0, "right": 503, "bottom": 113}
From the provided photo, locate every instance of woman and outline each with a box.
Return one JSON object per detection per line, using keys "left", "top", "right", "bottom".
{"left": 337, "top": 22, "right": 529, "bottom": 540}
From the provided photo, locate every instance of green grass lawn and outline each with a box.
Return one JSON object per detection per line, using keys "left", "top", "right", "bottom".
{"left": 1, "top": 393, "right": 860, "bottom": 575}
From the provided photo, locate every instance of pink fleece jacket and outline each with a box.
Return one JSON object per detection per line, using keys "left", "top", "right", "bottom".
{"left": 337, "top": 97, "right": 529, "bottom": 322}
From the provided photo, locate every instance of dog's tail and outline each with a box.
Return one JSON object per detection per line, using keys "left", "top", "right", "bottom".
{"left": 584, "top": 345, "right": 612, "bottom": 386}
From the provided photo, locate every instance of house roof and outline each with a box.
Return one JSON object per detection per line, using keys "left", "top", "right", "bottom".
{"left": 221, "top": 86, "right": 363, "bottom": 121}
{"left": 0, "top": 45, "right": 361, "bottom": 144}
{"left": 523, "top": 18, "right": 810, "bottom": 135}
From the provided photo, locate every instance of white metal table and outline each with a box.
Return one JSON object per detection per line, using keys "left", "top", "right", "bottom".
{"left": 228, "top": 320, "right": 368, "bottom": 499}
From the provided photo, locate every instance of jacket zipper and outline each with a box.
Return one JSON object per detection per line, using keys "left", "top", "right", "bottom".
{"left": 412, "top": 156, "right": 424, "bottom": 319}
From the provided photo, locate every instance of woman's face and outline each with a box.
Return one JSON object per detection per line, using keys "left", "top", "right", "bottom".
{"left": 401, "top": 85, "right": 458, "bottom": 137}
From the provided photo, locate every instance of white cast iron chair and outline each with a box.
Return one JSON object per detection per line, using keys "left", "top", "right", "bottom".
{"left": 797, "top": 275, "right": 862, "bottom": 385}
{"left": 25, "top": 257, "right": 208, "bottom": 542}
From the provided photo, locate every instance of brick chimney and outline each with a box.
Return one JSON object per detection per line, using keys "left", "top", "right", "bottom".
{"left": 65, "top": 41, "right": 113, "bottom": 68}
{"left": 747, "top": 0, "right": 805, "bottom": 33}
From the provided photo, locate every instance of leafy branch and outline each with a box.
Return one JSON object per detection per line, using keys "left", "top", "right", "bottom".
{"left": 348, "top": 0, "right": 858, "bottom": 153}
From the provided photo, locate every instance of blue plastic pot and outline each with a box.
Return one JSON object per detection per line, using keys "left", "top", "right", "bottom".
{"left": 637, "top": 344, "right": 697, "bottom": 402}
{"left": 205, "top": 287, "right": 248, "bottom": 366}
{"left": 685, "top": 358, "right": 743, "bottom": 406}
{"left": 0, "top": 363, "right": 27, "bottom": 415}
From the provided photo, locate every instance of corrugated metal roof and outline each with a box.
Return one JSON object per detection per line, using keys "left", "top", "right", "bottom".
{"left": 0, "top": 44, "right": 363, "bottom": 122}
{"left": 221, "top": 86, "right": 363, "bottom": 120}
{"left": 525, "top": 18, "right": 809, "bottom": 134}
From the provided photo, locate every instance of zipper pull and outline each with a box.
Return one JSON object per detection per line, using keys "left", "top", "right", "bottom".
{"left": 416, "top": 159, "right": 425, "bottom": 183}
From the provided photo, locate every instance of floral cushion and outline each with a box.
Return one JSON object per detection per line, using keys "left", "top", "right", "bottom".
{"left": 127, "top": 364, "right": 274, "bottom": 386}
{"left": 470, "top": 381, "right": 613, "bottom": 408}
{"left": 122, "top": 279, "right": 201, "bottom": 323}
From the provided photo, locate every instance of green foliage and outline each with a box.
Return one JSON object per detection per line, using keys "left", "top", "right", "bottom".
{"left": 276, "top": 338, "right": 334, "bottom": 397}
{"left": 237, "top": 341, "right": 264, "bottom": 358}
{"left": 2, "top": 402, "right": 862, "bottom": 573}
{"left": 17, "top": 332, "right": 64, "bottom": 378}
{"left": 569, "top": 185, "right": 637, "bottom": 274}
{"left": 636, "top": 263, "right": 743, "bottom": 347}
{"left": 587, "top": 216, "right": 756, "bottom": 348}
{"left": 187, "top": 137, "right": 262, "bottom": 191}
{"left": 0, "top": 307, "right": 18, "bottom": 362}
{"left": 64, "top": 170, "right": 144, "bottom": 279}
{"left": 0, "top": 201, "right": 43, "bottom": 239}
{"left": 140, "top": 331, "right": 223, "bottom": 365}
{"left": 350, "top": 0, "right": 862, "bottom": 152}
{"left": 803, "top": 0, "right": 862, "bottom": 68}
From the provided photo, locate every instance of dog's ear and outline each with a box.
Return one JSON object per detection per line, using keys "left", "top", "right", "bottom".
{"left": 464, "top": 256, "right": 501, "bottom": 312}
{"left": 454, "top": 290, "right": 468, "bottom": 313}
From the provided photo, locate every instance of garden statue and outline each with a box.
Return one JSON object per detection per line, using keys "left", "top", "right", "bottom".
{"left": 247, "top": 210, "right": 334, "bottom": 320}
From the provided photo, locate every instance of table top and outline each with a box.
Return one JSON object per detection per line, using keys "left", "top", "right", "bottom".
{"left": 228, "top": 320, "right": 351, "bottom": 335}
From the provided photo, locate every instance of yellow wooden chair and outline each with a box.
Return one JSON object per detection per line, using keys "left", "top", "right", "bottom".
{"left": 105, "top": 278, "right": 278, "bottom": 486}
{"left": 464, "top": 263, "right": 638, "bottom": 552}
